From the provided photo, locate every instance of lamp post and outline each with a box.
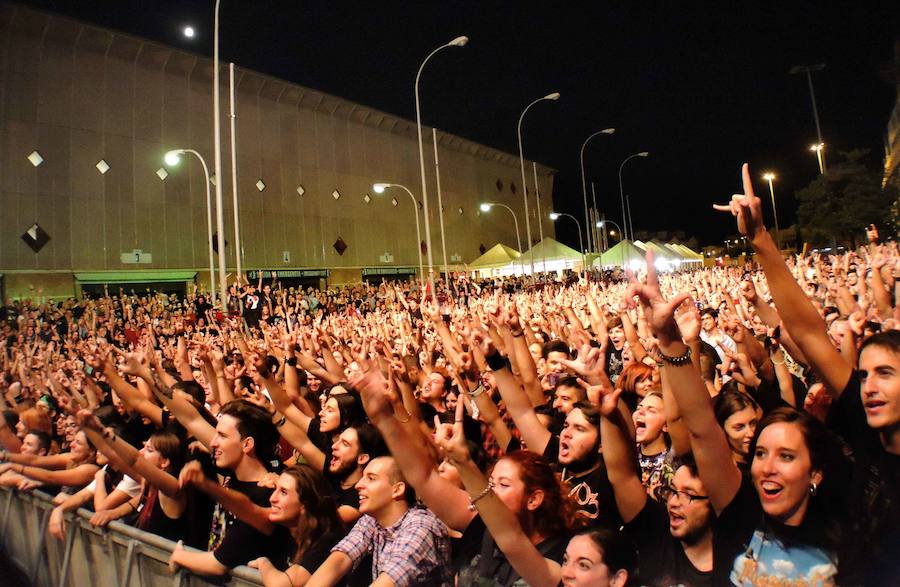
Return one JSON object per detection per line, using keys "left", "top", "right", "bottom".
{"left": 211, "top": 0, "right": 227, "bottom": 308}
{"left": 480, "top": 203, "right": 522, "bottom": 253}
{"left": 165, "top": 149, "right": 217, "bottom": 307}
{"left": 579, "top": 128, "right": 616, "bottom": 253}
{"left": 374, "top": 183, "right": 424, "bottom": 283}
{"left": 790, "top": 63, "right": 826, "bottom": 173}
{"left": 518, "top": 92, "right": 560, "bottom": 274}
{"left": 597, "top": 220, "right": 624, "bottom": 268}
{"left": 550, "top": 212, "right": 585, "bottom": 274}
{"left": 809, "top": 143, "right": 825, "bottom": 175}
{"left": 762, "top": 172, "right": 781, "bottom": 249}
{"left": 481, "top": 202, "right": 523, "bottom": 275}
{"left": 414, "top": 36, "right": 468, "bottom": 291}
{"left": 618, "top": 152, "right": 649, "bottom": 241}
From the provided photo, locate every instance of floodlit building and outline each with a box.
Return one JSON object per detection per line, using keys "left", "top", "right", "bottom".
{"left": 0, "top": 4, "right": 555, "bottom": 299}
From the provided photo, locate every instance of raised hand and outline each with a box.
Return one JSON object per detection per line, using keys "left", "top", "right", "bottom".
{"left": 624, "top": 251, "right": 691, "bottom": 346}
{"left": 177, "top": 460, "right": 207, "bottom": 488}
{"left": 713, "top": 163, "right": 766, "bottom": 240}
{"left": 432, "top": 400, "right": 470, "bottom": 465}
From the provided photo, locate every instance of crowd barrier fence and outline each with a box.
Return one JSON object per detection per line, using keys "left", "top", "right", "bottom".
{"left": 0, "top": 487, "right": 264, "bottom": 587}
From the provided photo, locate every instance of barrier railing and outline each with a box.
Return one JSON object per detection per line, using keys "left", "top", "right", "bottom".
{"left": 0, "top": 487, "right": 264, "bottom": 587}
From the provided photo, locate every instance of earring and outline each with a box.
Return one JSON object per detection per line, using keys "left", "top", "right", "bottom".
{"left": 809, "top": 481, "right": 818, "bottom": 496}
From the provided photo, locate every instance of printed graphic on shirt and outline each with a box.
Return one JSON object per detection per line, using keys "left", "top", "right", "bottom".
{"left": 730, "top": 529, "right": 836, "bottom": 586}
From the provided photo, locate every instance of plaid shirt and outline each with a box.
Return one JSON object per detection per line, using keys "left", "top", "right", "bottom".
{"left": 333, "top": 506, "right": 452, "bottom": 587}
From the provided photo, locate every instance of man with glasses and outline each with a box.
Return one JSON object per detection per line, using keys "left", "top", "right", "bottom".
{"left": 600, "top": 385, "right": 714, "bottom": 586}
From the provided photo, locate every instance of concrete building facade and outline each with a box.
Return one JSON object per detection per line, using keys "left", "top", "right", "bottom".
{"left": 0, "top": 4, "right": 555, "bottom": 299}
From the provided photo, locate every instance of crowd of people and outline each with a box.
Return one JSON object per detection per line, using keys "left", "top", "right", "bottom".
{"left": 0, "top": 164, "right": 897, "bottom": 586}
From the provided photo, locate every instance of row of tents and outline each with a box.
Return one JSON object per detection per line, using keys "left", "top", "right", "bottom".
{"left": 467, "top": 237, "right": 703, "bottom": 275}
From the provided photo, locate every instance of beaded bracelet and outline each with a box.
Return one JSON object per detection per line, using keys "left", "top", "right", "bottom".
{"left": 468, "top": 479, "right": 495, "bottom": 511}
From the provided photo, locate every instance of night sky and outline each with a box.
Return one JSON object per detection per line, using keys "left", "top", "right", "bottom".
{"left": 13, "top": 0, "right": 900, "bottom": 249}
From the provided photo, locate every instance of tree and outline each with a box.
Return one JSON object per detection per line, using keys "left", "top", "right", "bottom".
{"left": 795, "top": 149, "right": 898, "bottom": 247}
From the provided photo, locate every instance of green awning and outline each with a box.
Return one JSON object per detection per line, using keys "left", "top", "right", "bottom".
{"left": 74, "top": 271, "right": 197, "bottom": 284}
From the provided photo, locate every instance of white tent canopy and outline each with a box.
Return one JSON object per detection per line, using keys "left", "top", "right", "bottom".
{"left": 508, "top": 237, "right": 583, "bottom": 274}
{"left": 597, "top": 240, "right": 647, "bottom": 268}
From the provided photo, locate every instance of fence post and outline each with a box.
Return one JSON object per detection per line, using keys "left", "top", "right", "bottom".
{"left": 57, "top": 514, "right": 78, "bottom": 587}
{"left": 29, "top": 507, "right": 52, "bottom": 584}
{"left": 121, "top": 538, "right": 140, "bottom": 587}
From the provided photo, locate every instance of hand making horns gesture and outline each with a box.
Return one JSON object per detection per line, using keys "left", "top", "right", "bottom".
{"left": 712, "top": 163, "right": 766, "bottom": 240}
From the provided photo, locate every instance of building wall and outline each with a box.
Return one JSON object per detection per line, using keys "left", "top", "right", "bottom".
{"left": 0, "top": 4, "right": 555, "bottom": 292}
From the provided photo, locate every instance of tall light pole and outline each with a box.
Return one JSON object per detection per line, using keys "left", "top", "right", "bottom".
{"left": 579, "top": 128, "right": 616, "bottom": 253}
{"left": 414, "top": 35, "right": 468, "bottom": 292}
{"left": 531, "top": 162, "right": 547, "bottom": 273}
{"left": 165, "top": 149, "right": 217, "bottom": 306}
{"left": 374, "top": 183, "right": 424, "bottom": 283}
{"left": 481, "top": 202, "right": 523, "bottom": 274}
{"left": 550, "top": 212, "right": 585, "bottom": 274}
{"left": 228, "top": 62, "right": 242, "bottom": 280}
{"left": 211, "top": 0, "right": 227, "bottom": 308}
{"left": 597, "top": 220, "right": 624, "bottom": 267}
{"left": 790, "top": 63, "right": 826, "bottom": 174}
{"left": 762, "top": 172, "right": 781, "bottom": 250}
{"left": 809, "top": 143, "right": 825, "bottom": 175}
{"left": 433, "top": 128, "right": 449, "bottom": 278}
{"left": 518, "top": 92, "right": 560, "bottom": 274}
{"left": 618, "top": 151, "right": 649, "bottom": 241}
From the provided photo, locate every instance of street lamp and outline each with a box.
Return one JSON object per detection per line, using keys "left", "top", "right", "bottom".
{"left": 414, "top": 35, "right": 468, "bottom": 290}
{"left": 481, "top": 202, "right": 523, "bottom": 274}
{"left": 762, "top": 172, "right": 781, "bottom": 249}
{"left": 480, "top": 203, "right": 522, "bottom": 254}
{"left": 790, "top": 63, "right": 826, "bottom": 173}
{"left": 183, "top": 26, "right": 195, "bottom": 39}
{"left": 597, "top": 220, "right": 623, "bottom": 250}
{"left": 618, "top": 152, "right": 649, "bottom": 241}
{"left": 809, "top": 143, "right": 825, "bottom": 175}
{"left": 579, "top": 128, "right": 616, "bottom": 253}
{"left": 374, "top": 183, "right": 424, "bottom": 283}
{"left": 518, "top": 92, "right": 560, "bottom": 274}
{"left": 549, "top": 212, "right": 585, "bottom": 274}
{"left": 165, "top": 149, "right": 218, "bottom": 307}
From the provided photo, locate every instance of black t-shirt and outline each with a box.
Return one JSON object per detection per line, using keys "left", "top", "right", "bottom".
{"left": 211, "top": 477, "right": 296, "bottom": 569}
{"left": 624, "top": 499, "right": 711, "bottom": 587}
{"left": 827, "top": 374, "right": 900, "bottom": 584}
{"left": 543, "top": 436, "right": 622, "bottom": 529}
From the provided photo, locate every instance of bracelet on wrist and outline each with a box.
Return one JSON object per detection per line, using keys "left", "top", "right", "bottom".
{"left": 657, "top": 346, "right": 693, "bottom": 366}
{"left": 469, "top": 383, "right": 486, "bottom": 399}
{"left": 468, "top": 479, "right": 495, "bottom": 511}
{"left": 285, "top": 356, "right": 298, "bottom": 367}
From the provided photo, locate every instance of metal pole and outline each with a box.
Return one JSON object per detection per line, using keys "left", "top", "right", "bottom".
{"left": 517, "top": 102, "right": 537, "bottom": 275}
{"left": 394, "top": 185, "right": 424, "bottom": 283}
{"left": 433, "top": 128, "right": 449, "bottom": 279}
{"left": 532, "top": 162, "right": 546, "bottom": 273}
{"left": 618, "top": 160, "right": 629, "bottom": 241}
{"left": 415, "top": 47, "right": 443, "bottom": 293}
{"left": 491, "top": 203, "right": 522, "bottom": 275}
{"left": 767, "top": 177, "right": 781, "bottom": 249}
{"left": 228, "top": 63, "right": 242, "bottom": 280}
{"left": 626, "top": 194, "right": 634, "bottom": 242}
{"left": 555, "top": 213, "right": 584, "bottom": 275}
{"left": 805, "top": 70, "right": 825, "bottom": 172}
{"left": 212, "top": 0, "right": 227, "bottom": 311}
{"left": 590, "top": 182, "right": 600, "bottom": 251}
{"left": 517, "top": 94, "right": 558, "bottom": 275}
{"left": 186, "top": 150, "right": 217, "bottom": 303}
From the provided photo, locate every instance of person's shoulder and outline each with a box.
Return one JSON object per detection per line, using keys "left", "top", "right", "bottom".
{"left": 405, "top": 506, "right": 449, "bottom": 534}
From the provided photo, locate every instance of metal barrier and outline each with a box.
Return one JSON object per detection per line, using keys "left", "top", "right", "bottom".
{"left": 0, "top": 487, "right": 263, "bottom": 587}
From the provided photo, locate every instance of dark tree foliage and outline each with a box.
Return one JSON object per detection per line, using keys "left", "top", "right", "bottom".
{"left": 795, "top": 149, "right": 898, "bottom": 247}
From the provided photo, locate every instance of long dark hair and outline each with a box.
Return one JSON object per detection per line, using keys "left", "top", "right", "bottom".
{"left": 136, "top": 431, "right": 185, "bottom": 530}
{"left": 282, "top": 463, "right": 342, "bottom": 562}
{"left": 573, "top": 528, "right": 638, "bottom": 587}
{"left": 749, "top": 408, "right": 849, "bottom": 550}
